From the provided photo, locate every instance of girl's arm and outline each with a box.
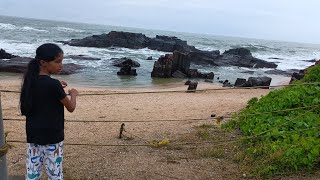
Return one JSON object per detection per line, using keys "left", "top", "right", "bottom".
{"left": 60, "top": 88, "right": 79, "bottom": 112}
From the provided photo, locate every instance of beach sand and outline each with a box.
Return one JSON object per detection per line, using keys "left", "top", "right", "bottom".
{"left": 1, "top": 77, "right": 304, "bottom": 179}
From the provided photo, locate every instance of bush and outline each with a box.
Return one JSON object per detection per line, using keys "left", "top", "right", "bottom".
{"left": 223, "top": 64, "right": 320, "bottom": 177}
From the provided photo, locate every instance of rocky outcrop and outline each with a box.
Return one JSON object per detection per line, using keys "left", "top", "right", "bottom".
{"left": 116, "top": 64, "right": 137, "bottom": 76}
{"left": 188, "top": 48, "right": 277, "bottom": 68}
{"left": 264, "top": 69, "right": 298, "bottom": 76}
{"left": 234, "top": 76, "right": 272, "bottom": 87}
{"left": 187, "top": 50, "right": 221, "bottom": 65}
{"left": 64, "top": 31, "right": 277, "bottom": 69}
{"left": 186, "top": 69, "right": 214, "bottom": 79}
{"left": 0, "top": 49, "right": 17, "bottom": 59}
{"left": 111, "top": 57, "right": 140, "bottom": 67}
{"left": 151, "top": 51, "right": 193, "bottom": 78}
{"left": 67, "top": 31, "right": 150, "bottom": 49}
{"left": 65, "top": 55, "right": 101, "bottom": 60}
{"left": 290, "top": 60, "right": 320, "bottom": 83}
{"left": 148, "top": 35, "right": 197, "bottom": 52}
{"left": 151, "top": 51, "right": 214, "bottom": 79}
{"left": 151, "top": 53, "right": 174, "bottom": 78}
{"left": 66, "top": 31, "right": 197, "bottom": 53}
{"left": 0, "top": 57, "right": 83, "bottom": 75}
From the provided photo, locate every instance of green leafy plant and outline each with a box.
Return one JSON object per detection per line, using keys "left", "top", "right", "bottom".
{"left": 224, "top": 64, "right": 320, "bottom": 177}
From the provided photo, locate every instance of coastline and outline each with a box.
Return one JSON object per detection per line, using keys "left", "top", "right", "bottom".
{"left": 0, "top": 72, "right": 292, "bottom": 93}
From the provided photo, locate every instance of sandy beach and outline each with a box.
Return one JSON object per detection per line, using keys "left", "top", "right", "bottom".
{"left": 0, "top": 78, "right": 295, "bottom": 179}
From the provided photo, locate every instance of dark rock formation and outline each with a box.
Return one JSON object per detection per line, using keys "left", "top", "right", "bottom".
{"left": 151, "top": 51, "right": 191, "bottom": 78}
{"left": 66, "top": 31, "right": 197, "bottom": 53}
{"left": 147, "top": 56, "right": 152, "bottom": 60}
{"left": 186, "top": 69, "right": 214, "bottom": 79}
{"left": 264, "top": 69, "right": 298, "bottom": 76}
{"left": 65, "top": 55, "right": 101, "bottom": 60}
{"left": 112, "top": 57, "right": 140, "bottom": 67}
{"left": 0, "top": 49, "right": 17, "bottom": 59}
{"left": 172, "top": 70, "right": 186, "bottom": 78}
{"left": 219, "top": 48, "right": 277, "bottom": 68}
{"left": 187, "top": 81, "right": 198, "bottom": 91}
{"left": 222, "top": 80, "right": 233, "bottom": 87}
{"left": 187, "top": 48, "right": 277, "bottom": 68}
{"left": 234, "top": 78, "right": 247, "bottom": 87}
{"left": 235, "top": 76, "right": 272, "bottom": 87}
{"left": 151, "top": 54, "right": 173, "bottom": 78}
{"left": 64, "top": 31, "right": 277, "bottom": 69}
{"left": 187, "top": 50, "right": 221, "bottom": 65}
{"left": 116, "top": 64, "right": 137, "bottom": 76}
{"left": 67, "top": 31, "right": 150, "bottom": 49}
{"left": 148, "top": 35, "right": 197, "bottom": 52}
{"left": 172, "top": 50, "right": 190, "bottom": 73}
{"left": 290, "top": 60, "right": 320, "bottom": 83}
{"left": 151, "top": 51, "right": 214, "bottom": 79}
{"left": 0, "top": 57, "right": 83, "bottom": 75}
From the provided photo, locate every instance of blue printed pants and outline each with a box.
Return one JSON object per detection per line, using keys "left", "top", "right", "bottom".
{"left": 26, "top": 141, "right": 64, "bottom": 180}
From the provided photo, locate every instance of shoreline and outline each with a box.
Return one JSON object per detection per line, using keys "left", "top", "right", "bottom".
{"left": 0, "top": 73, "right": 292, "bottom": 93}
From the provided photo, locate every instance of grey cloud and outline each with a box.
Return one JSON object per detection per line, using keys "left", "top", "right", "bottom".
{"left": 0, "top": 0, "right": 319, "bottom": 44}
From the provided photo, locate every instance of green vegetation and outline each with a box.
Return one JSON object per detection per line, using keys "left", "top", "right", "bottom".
{"left": 223, "top": 64, "right": 320, "bottom": 177}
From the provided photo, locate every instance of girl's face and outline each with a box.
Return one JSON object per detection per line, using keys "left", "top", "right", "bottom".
{"left": 42, "top": 53, "right": 64, "bottom": 74}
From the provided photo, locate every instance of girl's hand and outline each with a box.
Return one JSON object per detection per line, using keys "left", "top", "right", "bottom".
{"left": 60, "top": 80, "right": 68, "bottom": 88}
{"left": 68, "top": 88, "right": 79, "bottom": 97}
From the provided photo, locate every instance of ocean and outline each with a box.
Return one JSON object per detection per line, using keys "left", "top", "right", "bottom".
{"left": 1, "top": 15, "right": 319, "bottom": 88}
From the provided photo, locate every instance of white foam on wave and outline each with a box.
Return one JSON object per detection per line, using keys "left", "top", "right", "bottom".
{"left": 21, "top": 26, "right": 48, "bottom": 32}
{"left": 0, "top": 23, "right": 48, "bottom": 32}
{"left": 56, "top": 27, "right": 84, "bottom": 33}
{"left": 255, "top": 53, "right": 319, "bottom": 70}
{"left": 0, "top": 39, "right": 39, "bottom": 57}
{"left": 195, "top": 45, "right": 219, "bottom": 51}
{"left": 0, "top": 23, "right": 17, "bottom": 30}
{"left": 61, "top": 45, "right": 114, "bottom": 67}
{"left": 64, "top": 59, "right": 105, "bottom": 68}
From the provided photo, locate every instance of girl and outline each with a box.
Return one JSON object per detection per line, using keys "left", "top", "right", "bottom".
{"left": 20, "top": 43, "right": 78, "bottom": 180}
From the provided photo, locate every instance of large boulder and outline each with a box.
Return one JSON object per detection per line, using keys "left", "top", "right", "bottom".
{"left": 0, "top": 49, "right": 17, "bottom": 59}
{"left": 67, "top": 31, "right": 150, "bottom": 49}
{"left": 64, "top": 55, "right": 101, "bottom": 60}
{"left": 148, "top": 35, "right": 197, "bottom": 52}
{"left": 188, "top": 48, "right": 277, "bottom": 68}
{"left": 187, "top": 50, "right": 221, "bottom": 65}
{"left": 289, "top": 60, "right": 320, "bottom": 83}
{"left": 151, "top": 51, "right": 214, "bottom": 79}
{"left": 217, "top": 48, "right": 277, "bottom": 68}
{"left": 172, "top": 70, "right": 187, "bottom": 78}
{"left": 186, "top": 69, "right": 214, "bottom": 79}
{"left": 0, "top": 57, "right": 83, "bottom": 75}
{"left": 234, "top": 78, "right": 247, "bottom": 87}
{"left": 65, "top": 31, "right": 197, "bottom": 53}
{"left": 151, "top": 51, "right": 191, "bottom": 78}
{"left": 116, "top": 64, "right": 137, "bottom": 76}
{"left": 151, "top": 54, "right": 173, "bottom": 78}
{"left": 235, "top": 76, "right": 272, "bottom": 87}
{"left": 111, "top": 57, "right": 140, "bottom": 67}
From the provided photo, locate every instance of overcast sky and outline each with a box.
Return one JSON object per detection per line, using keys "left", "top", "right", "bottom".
{"left": 0, "top": 0, "right": 319, "bottom": 44}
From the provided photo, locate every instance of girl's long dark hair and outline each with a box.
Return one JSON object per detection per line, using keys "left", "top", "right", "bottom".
{"left": 20, "top": 43, "right": 63, "bottom": 116}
